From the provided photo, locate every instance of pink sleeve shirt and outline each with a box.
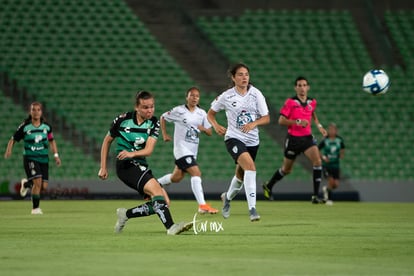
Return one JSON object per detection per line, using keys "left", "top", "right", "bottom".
{"left": 279, "top": 96, "right": 317, "bottom": 137}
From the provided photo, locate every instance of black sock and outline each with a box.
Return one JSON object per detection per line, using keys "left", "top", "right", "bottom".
{"left": 313, "top": 166, "right": 322, "bottom": 196}
{"left": 24, "top": 180, "right": 33, "bottom": 189}
{"left": 126, "top": 202, "right": 155, "bottom": 218}
{"left": 267, "top": 168, "right": 285, "bottom": 189}
{"left": 32, "top": 194, "right": 40, "bottom": 209}
{"left": 328, "top": 188, "right": 333, "bottom": 200}
{"left": 152, "top": 196, "right": 174, "bottom": 229}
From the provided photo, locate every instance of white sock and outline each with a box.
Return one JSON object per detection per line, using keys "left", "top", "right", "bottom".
{"left": 243, "top": 170, "right": 257, "bottom": 210}
{"left": 227, "top": 176, "right": 243, "bottom": 200}
{"left": 157, "top": 173, "right": 172, "bottom": 186}
{"left": 191, "top": 176, "right": 206, "bottom": 205}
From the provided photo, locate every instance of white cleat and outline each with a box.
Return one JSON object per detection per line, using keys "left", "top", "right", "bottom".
{"left": 31, "top": 208, "right": 43, "bottom": 215}
{"left": 325, "top": 200, "right": 334, "bottom": 206}
{"left": 114, "top": 208, "right": 128, "bottom": 233}
{"left": 167, "top": 221, "right": 193, "bottom": 235}
{"left": 20, "top": 178, "right": 30, "bottom": 197}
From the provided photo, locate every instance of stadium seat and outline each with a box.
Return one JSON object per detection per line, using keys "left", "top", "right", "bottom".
{"left": 196, "top": 9, "right": 414, "bottom": 181}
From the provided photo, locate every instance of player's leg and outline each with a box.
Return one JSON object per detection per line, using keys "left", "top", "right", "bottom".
{"left": 221, "top": 139, "right": 245, "bottom": 218}
{"left": 144, "top": 179, "right": 193, "bottom": 235}
{"left": 116, "top": 160, "right": 192, "bottom": 235}
{"left": 263, "top": 157, "right": 295, "bottom": 200}
{"left": 329, "top": 168, "right": 340, "bottom": 190}
{"left": 114, "top": 163, "right": 157, "bottom": 232}
{"left": 221, "top": 165, "right": 243, "bottom": 219}
{"left": 144, "top": 179, "right": 175, "bottom": 228}
{"left": 226, "top": 165, "right": 244, "bottom": 200}
{"left": 304, "top": 145, "right": 323, "bottom": 203}
{"left": 186, "top": 165, "right": 218, "bottom": 214}
{"left": 237, "top": 152, "right": 260, "bottom": 221}
{"left": 322, "top": 167, "right": 330, "bottom": 201}
{"left": 42, "top": 181, "right": 48, "bottom": 192}
{"left": 31, "top": 177, "right": 43, "bottom": 214}
{"left": 325, "top": 168, "right": 340, "bottom": 204}
{"left": 263, "top": 136, "right": 297, "bottom": 200}
{"left": 114, "top": 178, "right": 176, "bottom": 234}
{"left": 223, "top": 139, "right": 251, "bottom": 202}
{"left": 23, "top": 158, "right": 44, "bottom": 214}
{"left": 157, "top": 166, "right": 185, "bottom": 186}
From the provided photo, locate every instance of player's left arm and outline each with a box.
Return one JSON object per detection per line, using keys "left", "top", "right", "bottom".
{"left": 241, "top": 114, "right": 270, "bottom": 133}
{"left": 241, "top": 92, "right": 270, "bottom": 133}
{"left": 49, "top": 139, "right": 61, "bottom": 166}
{"left": 117, "top": 136, "right": 158, "bottom": 160}
{"left": 160, "top": 116, "right": 172, "bottom": 142}
{"left": 198, "top": 125, "right": 212, "bottom": 136}
{"left": 340, "top": 148, "right": 345, "bottom": 159}
{"left": 312, "top": 112, "right": 327, "bottom": 136}
{"left": 340, "top": 139, "right": 345, "bottom": 159}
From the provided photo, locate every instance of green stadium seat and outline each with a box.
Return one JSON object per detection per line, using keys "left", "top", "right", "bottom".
{"left": 196, "top": 8, "right": 414, "bottom": 180}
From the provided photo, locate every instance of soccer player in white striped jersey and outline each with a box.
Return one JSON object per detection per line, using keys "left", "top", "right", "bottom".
{"left": 207, "top": 63, "right": 270, "bottom": 221}
{"left": 157, "top": 87, "right": 218, "bottom": 214}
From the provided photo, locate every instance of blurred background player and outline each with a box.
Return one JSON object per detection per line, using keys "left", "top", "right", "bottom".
{"left": 318, "top": 123, "right": 345, "bottom": 205}
{"left": 207, "top": 63, "right": 270, "bottom": 221}
{"left": 157, "top": 87, "right": 218, "bottom": 214}
{"left": 262, "top": 76, "right": 327, "bottom": 203}
{"left": 4, "top": 102, "right": 61, "bottom": 214}
{"left": 98, "top": 91, "right": 192, "bottom": 235}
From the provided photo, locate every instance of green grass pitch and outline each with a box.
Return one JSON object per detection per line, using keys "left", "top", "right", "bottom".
{"left": 1, "top": 199, "right": 413, "bottom": 276}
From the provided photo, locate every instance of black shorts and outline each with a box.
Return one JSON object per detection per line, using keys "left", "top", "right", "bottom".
{"left": 23, "top": 156, "right": 49, "bottom": 181}
{"left": 175, "top": 155, "right": 198, "bottom": 171}
{"left": 284, "top": 135, "right": 317, "bottom": 160}
{"left": 116, "top": 160, "right": 155, "bottom": 197}
{"left": 225, "top": 138, "right": 259, "bottom": 164}
{"left": 323, "top": 167, "right": 340, "bottom": 180}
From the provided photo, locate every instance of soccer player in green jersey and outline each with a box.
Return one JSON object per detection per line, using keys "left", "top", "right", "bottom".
{"left": 318, "top": 123, "right": 345, "bottom": 205}
{"left": 98, "top": 91, "right": 193, "bottom": 235}
{"left": 4, "top": 102, "right": 61, "bottom": 214}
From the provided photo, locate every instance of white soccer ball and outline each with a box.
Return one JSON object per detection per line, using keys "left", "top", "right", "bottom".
{"left": 362, "top": 69, "right": 390, "bottom": 95}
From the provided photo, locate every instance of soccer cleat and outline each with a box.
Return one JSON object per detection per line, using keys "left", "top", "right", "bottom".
{"left": 249, "top": 207, "right": 261, "bottom": 222}
{"left": 114, "top": 208, "right": 128, "bottom": 233}
{"left": 311, "top": 195, "right": 323, "bottom": 204}
{"left": 220, "top": 192, "right": 231, "bottom": 219}
{"left": 198, "top": 204, "right": 218, "bottom": 214}
{"left": 31, "top": 208, "right": 43, "bottom": 215}
{"left": 262, "top": 181, "right": 274, "bottom": 201}
{"left": 20, "top": 178, "right": 30, "bottom": 197}
{"left": 167, "top": 221, "right": 193, "bottom": 235}
{"left": 322, "top": 186, "right": 329, "bottom": 202}
{"left": 325, "top": 200, "right": 334, "bottom": 206}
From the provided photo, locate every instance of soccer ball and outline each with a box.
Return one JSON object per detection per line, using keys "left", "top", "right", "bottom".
{"left": 362, "top": 69, "right": 390, "bottom": 95}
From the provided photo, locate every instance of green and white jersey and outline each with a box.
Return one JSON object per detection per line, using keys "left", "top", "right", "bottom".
{"left": 318, "top": 136, "right": 345, "bottom": 168}
{"left": 108, "top": 111, "right": 159, "bottom": 166}
{"left": 12, "top": 121, "right": 54, "bottom": 163}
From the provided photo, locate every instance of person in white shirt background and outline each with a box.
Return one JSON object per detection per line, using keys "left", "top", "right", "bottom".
{"left": 207, "top": 63, "right": 270, "bottom": 222}
{"left": 157, "top": 87, "right": 218, "bottom": 214}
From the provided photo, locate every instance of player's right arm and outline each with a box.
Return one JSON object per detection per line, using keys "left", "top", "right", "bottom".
{"left": 4, "top": 123, "right": 25, "bottom": 159}
{"left": 4, "top": 138, "right": 15, "bottom": 159}
{"left": 98, "top": 134, "right": 114, "bottom": 180}
{"left": 207, "top": 109, "right": 226, "bottom": 136}
{"left": 278, "top": 115, "right": 308, "bottom": 127}
{"left": 160, "top": 116, "right": 172, "bottom": 142}
{"left": 278, "top": 99, "right": 307, "bottom": 127}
